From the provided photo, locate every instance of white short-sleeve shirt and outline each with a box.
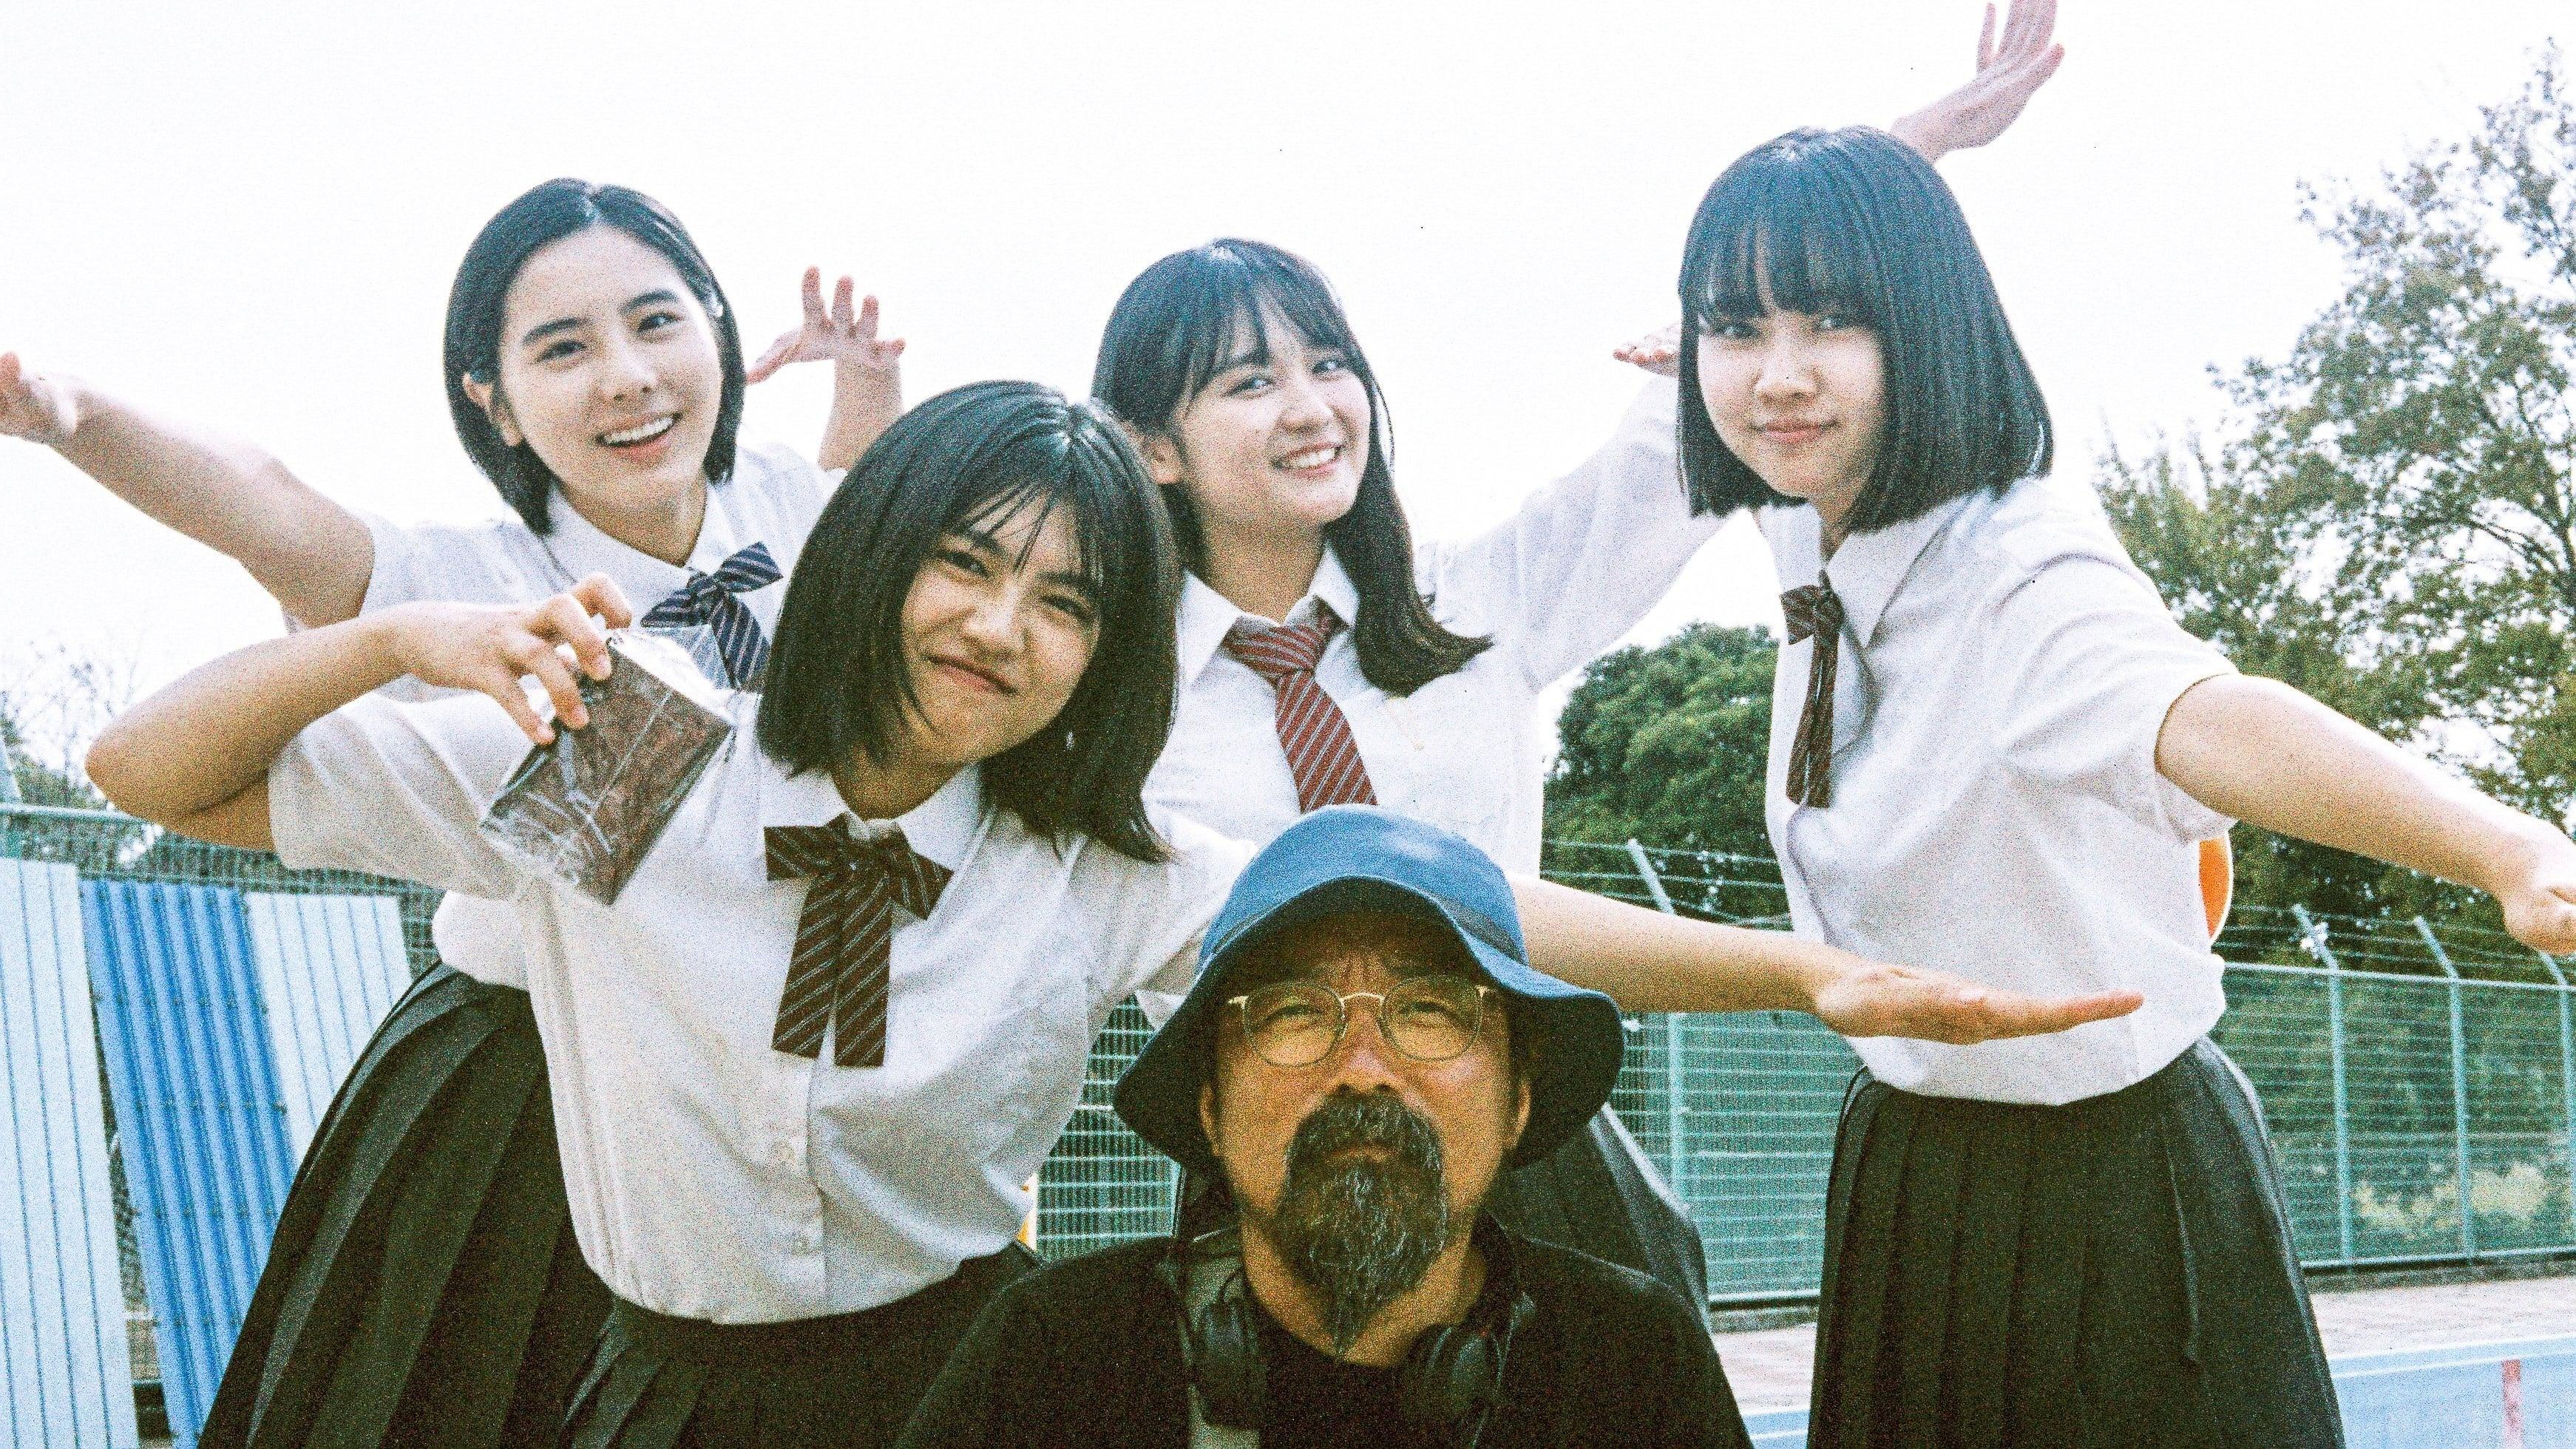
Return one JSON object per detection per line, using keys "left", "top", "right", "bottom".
{"left": 268, "top": 688, "right": 1247, "bottom": 1323}
{"left": 348, "top": 443, "right": 835, "bottom": 989}
{"left": 1759, "top": 474, "right": 2239, "bottom": 1104}
{"left": 1147, "top": 381, "right": 1718, "bottom": 865}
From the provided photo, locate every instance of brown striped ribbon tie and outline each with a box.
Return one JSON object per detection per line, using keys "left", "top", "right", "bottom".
{"left": 1224, "top": 607, "right": 1378, "bottom": 813}
{"left": 765, "top": 819, "right": 951, "bottom": 1068}
{"left": 1780, "top": 582, "right": 1845, "bottom": 808}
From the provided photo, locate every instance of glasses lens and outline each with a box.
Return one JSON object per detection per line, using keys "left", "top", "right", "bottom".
{"left": 1240, "top": 983, "right": 1342, "bottom": 1068}
{"left": 1383, "top": 977, "right": 1483, "bottom": 1062}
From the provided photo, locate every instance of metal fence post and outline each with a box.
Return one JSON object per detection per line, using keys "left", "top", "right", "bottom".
{"left": 2415, "top": 916, "right": 2476, "bottom": 1259}
{"left": 1624, "top": 840, "right": 1689, "bottom": 1207}
{"left": 2541, "top": 952, "right": 2576, "bottom": 1242}
{"left": 2295, "top": 905, "right": 2356, "bottom": 1262}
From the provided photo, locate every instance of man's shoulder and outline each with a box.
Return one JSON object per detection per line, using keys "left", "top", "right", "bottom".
{"left": 990, "top": 1237, "right": 1174, "bottom": 1328}
{"left": 1505, "top": 1231, "right": 1709, "bottom": 1345}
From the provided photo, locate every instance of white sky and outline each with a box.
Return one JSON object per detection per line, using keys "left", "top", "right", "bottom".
{"left": 0, "top": 1, "right": 2563, "bottom": 737}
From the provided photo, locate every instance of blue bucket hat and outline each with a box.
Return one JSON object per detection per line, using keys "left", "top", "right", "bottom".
{"left": 1114, "top": 807, "right": 1626, "bottom": 1181}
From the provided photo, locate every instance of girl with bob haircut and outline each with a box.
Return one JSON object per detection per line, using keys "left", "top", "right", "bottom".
{"left": 92, "top": 374, "right": 2148, "bottom": 1446}
{"left": 1084, "top": 12, "right": 2069, "bottom": 1314}
{"left": 1667, "top": 125, "right": 2576, "bottom": 1445}
{"left": 1, "top": 177, "right": 901, "bottom": 1445}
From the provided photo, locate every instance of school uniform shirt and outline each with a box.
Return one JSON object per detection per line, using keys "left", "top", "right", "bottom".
{"left": 346, "top": 442, "right": 835, "bottom": 991}
{"left": 1147, "top": 381, "right": 1714, "bottom": 869}
{"left": 266, "top": 688, "right": 1250, "bottom": 1323}
{"left": 1760, "top": 472, "right": 2240, "bottom": 1105}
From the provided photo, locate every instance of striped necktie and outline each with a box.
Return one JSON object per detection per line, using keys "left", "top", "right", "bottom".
{"left": 641, "top": 542, "right": 782, "bottom": 689}
{"left": 1224, "top": 607, "right": 1377, "bottom": 813}
{"left": 1780, "top": 581, "right": 1845, "bottom": 808}
{"left": 764, "top": 819, "right": 951, "bottom": 1068}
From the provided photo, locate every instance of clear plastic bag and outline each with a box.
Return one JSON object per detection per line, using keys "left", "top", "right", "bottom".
{"left": 479, "top": 629, "right": 733, "bottom": 904}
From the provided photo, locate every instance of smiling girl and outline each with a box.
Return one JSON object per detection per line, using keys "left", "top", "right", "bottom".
{"left": 1667, "top": 127, "right": 2576, "bottom": 1445}
{"left": 0, "top": 178, "right": 901, "bottom": 1447}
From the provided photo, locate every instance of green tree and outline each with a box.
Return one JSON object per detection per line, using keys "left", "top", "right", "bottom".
{"left": 1545, "top": 621, "right": 1780, "bottom": 881}
{"left": 2104, "top": 48, "right": 2575, "bottom": 938}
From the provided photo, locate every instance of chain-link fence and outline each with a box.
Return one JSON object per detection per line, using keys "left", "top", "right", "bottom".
{"left": 14, "top": 806, "right": 2572, "bottom": 1307}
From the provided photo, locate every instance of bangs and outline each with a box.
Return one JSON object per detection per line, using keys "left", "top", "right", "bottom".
{"left": 1683, "top": 155, "right": 1885, "bottom": 330}
{"left": 1171, "top": 243, "right": 1366, "bottom": 405}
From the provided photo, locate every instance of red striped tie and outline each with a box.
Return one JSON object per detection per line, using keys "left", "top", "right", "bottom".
{"left": 764, "top": 819, "right": 951, "bottom": 1068}
{"left": 1224, "top": 609, "right": 1377, "bottom": 813}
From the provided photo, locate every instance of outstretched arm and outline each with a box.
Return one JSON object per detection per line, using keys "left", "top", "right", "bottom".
{"left": 1886, "top": 0, "right": 2065, "bottom": 164}
{"left": 2, "top": 353, "right": 376, "bottom": 625}
{"left": 746, "top": 268, "right": 906, "bottom": 471}
{"left": 87, "top": 575, "right": 631, "bottom": 849}
{"left": 2158, "top": 675, "right": 2576, "bottom": 951}
{"left": 1511, "top": 876, "right": 2143, "bottom": 1044}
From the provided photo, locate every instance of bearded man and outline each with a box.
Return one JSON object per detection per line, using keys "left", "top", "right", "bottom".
{"left": 897, "top": 808, "right": 1746, "bottom": 1448}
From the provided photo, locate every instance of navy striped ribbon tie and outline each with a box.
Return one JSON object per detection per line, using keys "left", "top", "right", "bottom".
{"left": 1224, "top": 607, "right": 1377, "bottom": 813}
{"left": 764, "top": 819, "right": 950, "bottom": 1068}
{"left": 641, "top": 542, "right": 782, "bottom": 689}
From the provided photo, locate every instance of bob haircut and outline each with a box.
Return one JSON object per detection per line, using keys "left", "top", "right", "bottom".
{"left": 444, "top": 178, "right": 748, "bottom": 535}
{"left": 1091, "top": 239, "right": 1489, "bottom": 697}
{"left": 756, "top": 380, "right": 1180, "bottom": 864}
{"left": 1675, "top": 127, "right": 2052, "bottom": 533}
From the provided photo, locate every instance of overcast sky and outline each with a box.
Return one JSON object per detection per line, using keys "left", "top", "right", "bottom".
{"left": 0, "top": 1, "right": 2563, "bottom": 748}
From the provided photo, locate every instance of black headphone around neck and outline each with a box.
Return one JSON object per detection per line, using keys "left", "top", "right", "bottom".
{"left": 1156, "top": 1223, "right": 1536, "bottom": 1449}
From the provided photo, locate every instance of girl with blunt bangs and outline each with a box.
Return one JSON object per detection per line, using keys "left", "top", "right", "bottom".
{"left": 1091, "top": 1, "right": 2075, "bottom": 1348}
{"left": 0, "top": 175, "right": 904, "bottom": 1448}
{"left": 89, "top": 381, "right": 1258, "bottom": 1448}
{"left": 1666, "top": 125, "right": 2576, "bottom": 1445}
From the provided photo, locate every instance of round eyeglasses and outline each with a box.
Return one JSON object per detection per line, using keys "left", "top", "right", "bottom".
{"left": 1225, "top": 976, "right": 1494, "bottom": 1069}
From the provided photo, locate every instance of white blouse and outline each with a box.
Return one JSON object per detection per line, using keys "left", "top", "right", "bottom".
{"left": 349, "top": 443, "right": 835, "bottom": 990}
{"left": 1146, "top": 381, "right": 1717, "bottom": 867}
{"left": 1759, "top": 474, "right": 2239, "bottom": 1104}
{"left": 270, "top": 687, "right": 1247, "bottom": 1323}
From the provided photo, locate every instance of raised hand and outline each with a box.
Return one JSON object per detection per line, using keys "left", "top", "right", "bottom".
{"left": 746, "top": 268, "right": 905, "bottom": 384}
{"left": 1612, "top": 323, "right": 1682, "bottom": 379}
{"left": 1810, "top": 958, "right": 2142, "bottom": 1045}
{"left": 380, "top": 574, "right": 634, "bottom": 744}
{"left": 1886, "top": 0, "right": 2064, "bottom": 163}
{"left": 0, "top": 353, "right": 79, "bottom": 445}
{"left": 2495, "top": 834, "right": 2576, "bottom": 955}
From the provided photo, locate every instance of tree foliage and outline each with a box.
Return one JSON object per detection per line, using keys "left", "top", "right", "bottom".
{"left": 2104, "top": 49, "right": 2575, "bottom": 932}
{"left": 1543, "top": 622, "right": 1779, "bottom": 876}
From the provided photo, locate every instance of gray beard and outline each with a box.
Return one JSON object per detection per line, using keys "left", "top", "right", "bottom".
{"left": 1267, "top": 1092, "right": 1455, "bottom": 1357}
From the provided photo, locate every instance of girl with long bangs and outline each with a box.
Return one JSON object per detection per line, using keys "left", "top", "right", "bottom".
{"left": 89, "top": 378, "right": 2152, "bottom": 1448}
{"left": 1, "top": 177, "right": 904, "bottom": 1446}
{"left": 1090, "top": 0, "right": 2072, "bottom": 1318}
{"left": 1665, "top": 126, "right": 2576, "bottom": 1445}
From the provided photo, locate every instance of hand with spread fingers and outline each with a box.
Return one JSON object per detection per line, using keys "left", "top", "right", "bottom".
{"left": 378, "top": 574, "right": 634, "bottom": 745}
{"left": 750, "top": 268, "right": 907, "bottom": 469}
{"left": 1809, "top": 960, "right": 2143, "bottom": 1045}
{"left": 0, "top": 353, "right": 79, "bottom": 447}
{"left": 1889, "top": 0, "right": 2066, "bottom": 163}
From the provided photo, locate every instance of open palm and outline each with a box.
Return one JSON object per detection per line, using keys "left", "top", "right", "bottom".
{"left": 746, "top": 268, "right": 905, "bottom": 384}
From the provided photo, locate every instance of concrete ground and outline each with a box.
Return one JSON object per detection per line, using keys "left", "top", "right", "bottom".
{"left": 1716, "top": 1270, "right": 2576, "bottom": 1414}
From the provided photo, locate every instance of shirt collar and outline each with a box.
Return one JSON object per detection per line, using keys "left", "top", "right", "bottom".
{"left": 543, "top": 484, "right": 748, "bottom": 601}
{"left": 756, "top": 758, "right": 983, "bottom": 874}
{"left": 1807, "top": 492, "right": 1976, "bottom": 649}
{"left": 1175, "top": 546, "right": 1360, "bottom": 688}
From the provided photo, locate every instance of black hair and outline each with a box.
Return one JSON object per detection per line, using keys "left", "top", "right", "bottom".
{"left": 1675, "top": 127, "right": 2053, "bottom": 533}
{"left": 444, "top": 178, "right": 748, "bottom": 535}
{"left": 756, "top": 381, "right": 1179, "bottom": 863}
{"left": 1091, "top": 239, "right": 1490, "bottom": 696}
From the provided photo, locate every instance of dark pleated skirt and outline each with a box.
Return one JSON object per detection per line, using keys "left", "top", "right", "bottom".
{"left": 201, "top": 964, "right": 611, "bottom": 1449}
{"left": 1810, "top": 1039, "right": 2342, "bottom": 1449}
{"left": 563, "top": 1245, "right": 1037, "bottom": 1449}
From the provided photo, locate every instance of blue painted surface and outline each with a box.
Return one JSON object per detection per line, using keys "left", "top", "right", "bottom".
{"left": 243, "top": 892, "right": 411, "bottom": 1156}
{"left": 84, "top": 880, "right": 293, "bottom": 1449}
{"left": 0, "top": 860, "right": 138, "bottom": 1448}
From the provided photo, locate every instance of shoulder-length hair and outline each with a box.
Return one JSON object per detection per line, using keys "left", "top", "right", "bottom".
{"left": 757, "top": 381, "right": 1180, "bottom": 863}
{"left": 443, "top": 178, "right": 748, "bottom": 535}
{"left": 1090, "top": 239, "right": 1490, "bottom": 696}
{"left": 1675, "top": 127, "right": 2052, "bottom": 533}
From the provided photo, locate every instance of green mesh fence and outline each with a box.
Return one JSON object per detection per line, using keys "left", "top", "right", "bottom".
{"left": 16, "top": 806, "right": 2574, "bottom": 1305}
